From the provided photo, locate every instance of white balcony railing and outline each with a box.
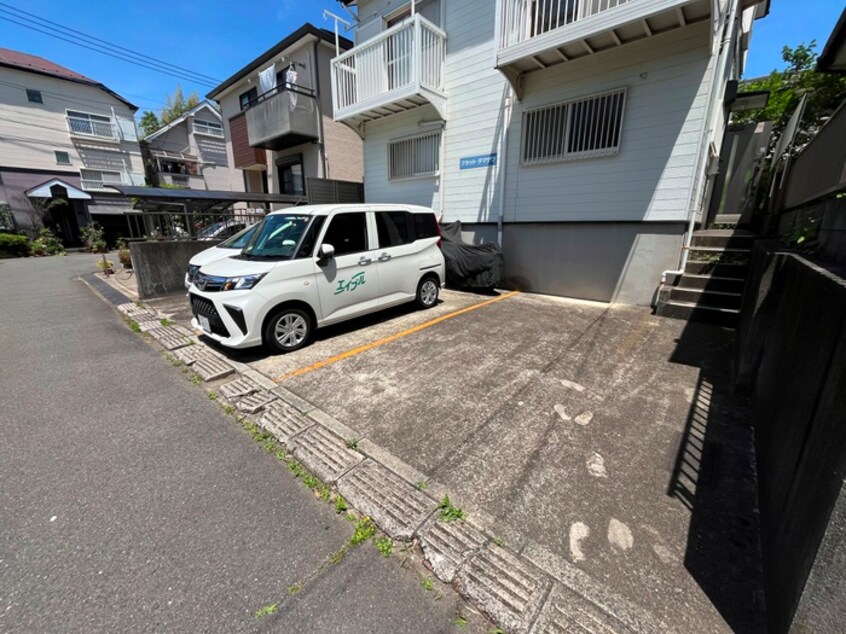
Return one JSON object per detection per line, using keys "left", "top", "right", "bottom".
{"left": 332, "top": 14, "right": 446, "bottom": 121}
{"left": 499, "top": 0, "right": 636, "bottom": 48}
{"left": 192, "top": 120, "right": 224, "bottom": 137}
{"left": 67, "top": 116, "right": 119, "bottom": 141}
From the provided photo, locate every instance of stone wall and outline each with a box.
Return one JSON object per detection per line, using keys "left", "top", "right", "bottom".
{"left": 735, "top": 242, "right": 846, "bottom": 632}
{"left": 130, "top": 240, "right": 218, "bottom": 299}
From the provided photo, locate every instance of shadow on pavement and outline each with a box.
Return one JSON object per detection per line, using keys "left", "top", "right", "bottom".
{"left": 667, "top": 321, "right": 765, "bottom": 633}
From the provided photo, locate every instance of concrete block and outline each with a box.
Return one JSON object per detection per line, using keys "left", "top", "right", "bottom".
{"left": 418, "top": 515, "right": 487, "bottom": 583}
{"left": 258, "top": 401, "right": 314, "bottom": 447}
{"left": 457, "top": 543, "right": 552, "bottom": 634}
{"left": 290, "top": 425, "right": 363, "bottom": 484}
{"left": 270, "top": 385, "right": 316, "bottom": 414}
{"left": 337, "top": 459, "right": 438, "bottom": 541}
{"left": 219, "top": 376, "right": 261, "bottom": 401}
{"left": 130, "top": 240, "right": 219, "bottom": 299}
{"left": 235, "top": 391, "right": 275, "bottom": 415}
{"left": 192, "top": 356, "right": 235, "bottom": 382}
{"left": 172, "top": 346, "right": 211, "bottom": 366}
{"left": 307, "top": 408, "right": 360, "bottom": 443}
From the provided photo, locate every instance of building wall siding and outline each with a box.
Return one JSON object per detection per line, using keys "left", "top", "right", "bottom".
{"left": 0, "top": 66, "right": 143, "bottom": 177}
{"left": 317, "top": 44, "right": 364, "bottom": 183}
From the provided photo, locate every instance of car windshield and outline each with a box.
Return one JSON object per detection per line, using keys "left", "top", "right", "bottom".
{"left": 218, "top": 223, "right": 257, "bottom": 249}
{"left": 198, "top": 222, "right": 224, "bottom": 238}
{"left": 241, "top": 214, "right": 312, "bottom": 259}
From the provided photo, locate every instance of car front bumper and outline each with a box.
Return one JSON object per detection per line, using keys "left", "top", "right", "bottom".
{"left": 188, "top": 287, "right": 265, "bottom": 349}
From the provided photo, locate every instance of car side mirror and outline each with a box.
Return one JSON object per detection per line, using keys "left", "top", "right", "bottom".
{"left": 317, "top": 243, "right": 335, "bottom": 265}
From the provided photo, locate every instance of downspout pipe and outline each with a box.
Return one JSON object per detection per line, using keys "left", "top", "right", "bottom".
{"left": 497, "top": 90, "right": 513, "bottom": 246}
{"left": 660, "top": 0, "right": 736, "bottom": 285}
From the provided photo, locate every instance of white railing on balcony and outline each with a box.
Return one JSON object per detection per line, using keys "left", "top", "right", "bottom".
{"left": 192, "top": 120, "right": 224, "bottom": 137}
{"left": 67, "top": 115, "right": 118, "bottom": 141}
{"left": 499, "top": 0, "right": 636, "bottom": 48}
{"left": 332, "top": 14, "right": 446, "bottom": 117}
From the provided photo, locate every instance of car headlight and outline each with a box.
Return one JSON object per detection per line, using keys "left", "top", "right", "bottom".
{"left": 187, "top": 264, "right": 200, "bottom": 281}
{"left": 221, "top": 273, "right": 266, "bottom": 291}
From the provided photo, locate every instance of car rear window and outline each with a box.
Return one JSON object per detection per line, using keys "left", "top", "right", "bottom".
{"left": 376, "top": 211, "right": 413, "bottom": 247}
{"left": 413, "top": 213, "right": 439, "bottom": 240}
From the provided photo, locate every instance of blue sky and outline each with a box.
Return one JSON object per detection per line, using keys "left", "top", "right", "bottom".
{"left": 0, "top": 0, "right": 842, "bottom": 114}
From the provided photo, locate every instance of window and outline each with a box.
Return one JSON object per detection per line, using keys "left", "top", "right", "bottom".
{"left": 320, "top": 213, "right": 368, "bottom": 256}
{"left": 376, "top": 211, "right": 412, "bottom": 247}
{"left": 277, "top": 156, "right": 305, "bottom": 196}
{"left": 54, "top": 151, "right": 71, "bottom": 165}
{"left": 26, "top": 89, "right": 43, "bottom": 104}
{"left": 388, "top": 130, "right": 441, "bottom": 181}
{"left": 80, "top": 169, "right": 124, "bottom": 191}
{"left": 239, "top": 87, "right": 258, "bottom": 111}
{"left": 521, "top": 88, "right": 627, "bottom": 165}
{"left": 296, "top": 216, "right": 326, "bottom": 258}
{"left": 67, "top": 110, "right": 114, "bottom": 138}
{"left": 241, "top": 214, "right": 312, "bottom": 260}
{"left": 193, "top": 120, "right": 223, "bottom": 137}
{"left": 413, "top": 213, "right": 439, "bottom": 240}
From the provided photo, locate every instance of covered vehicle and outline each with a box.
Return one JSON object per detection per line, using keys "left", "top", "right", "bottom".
{"left": 440, "top": 221, "right": 504, "bottom": 289}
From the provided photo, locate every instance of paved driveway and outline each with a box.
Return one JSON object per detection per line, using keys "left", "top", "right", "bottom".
{"left": 179, "top": 288, "right": 765, "bottom": 633}
{"left": 0, "top": 255, "right": 486, "bottom": 633}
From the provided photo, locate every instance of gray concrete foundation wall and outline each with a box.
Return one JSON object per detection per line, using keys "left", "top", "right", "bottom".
{"left": 130, "top": 240, "right": 218, "bottom": 299}
{"left": 459, "top": 222, "right": 685, "bottom": 305}
{"left": 734, "top": 242, "right": 846, "bottom": 633}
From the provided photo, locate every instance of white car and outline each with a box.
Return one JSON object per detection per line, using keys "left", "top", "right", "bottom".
{"left": 189, "top": 204, "right": 445, "bottom": 353}
{"left": 185, "top": 223, "right": 258, "bottom": 289}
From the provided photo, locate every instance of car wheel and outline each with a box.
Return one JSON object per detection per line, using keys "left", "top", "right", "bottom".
{"left": 416, "top": 277, "right": 439, "bottom": 309}
{"left": 264, "top": 308, "right": 312, "bottom": 353}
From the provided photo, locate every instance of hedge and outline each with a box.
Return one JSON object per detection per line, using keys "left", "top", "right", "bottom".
{"left": 0, "top": 233, "right": 30, "bottom": 258}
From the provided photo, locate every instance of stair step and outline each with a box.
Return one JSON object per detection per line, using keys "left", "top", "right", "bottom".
{"left": 676, "top": 274, "right": 746, "bottom": 292}
{"left": 685, "top": 261, "right": 749, "bottom": 276}
{"left": 715, "top": 214, "right": 741, "bottom": 224}
{"left": 691, "top": 230, "right": 756, "bottom": 249}
{"left": 657, "top": 301, "right": 740, "bottom": 328}
{"left": 686, "top": 245, "right": 752, "bottom": 253}
{"left": 669, "top": 287, "right": 744, "bottom": 309}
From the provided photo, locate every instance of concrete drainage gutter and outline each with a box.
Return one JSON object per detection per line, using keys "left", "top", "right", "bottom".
{"left": 95, "top": 290, "right": 666, "bottom": 634}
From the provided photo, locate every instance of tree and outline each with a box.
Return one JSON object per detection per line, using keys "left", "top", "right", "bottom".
{"left": 161, "top": 84, "right": 200, "bottom": 125}
{"left": 21, "top": 197, "right": 65, "bottom": 239}
{"left": 139, "top": 110, "right": 161, "bottom": 137}
{"left": 733, "top": 41, "right": 846, "bottom": 151}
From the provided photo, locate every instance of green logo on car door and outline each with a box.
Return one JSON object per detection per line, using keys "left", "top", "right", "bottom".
{"left": 334, "top": 271, "right": 366, "bottom": 295}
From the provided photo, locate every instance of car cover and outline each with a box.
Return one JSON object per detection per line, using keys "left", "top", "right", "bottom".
{"left": 440, "top": 221, "right": 504, "bottom": 289}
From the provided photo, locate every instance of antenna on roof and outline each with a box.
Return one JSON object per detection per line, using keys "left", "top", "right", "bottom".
{"left": 322, "top": 10, "right": 353, "bottom": 57}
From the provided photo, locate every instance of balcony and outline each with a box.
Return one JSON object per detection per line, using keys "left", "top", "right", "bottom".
{"left": 331, "top": 14, "right": 447, "bottom": 127}
{"left": 497, "top": 0, "right": 712, "bottom": 95}
{"left": 229, "top": 112, "right": 267, "bottom": 170}
{"left": 67, "top": 115, "right": 120, "bottom": 142}
{"left": 244, "top": 85, "right": 319, "bottom": 151}
{"left": 159, "top": 173, "right": 205, "bottom": 189}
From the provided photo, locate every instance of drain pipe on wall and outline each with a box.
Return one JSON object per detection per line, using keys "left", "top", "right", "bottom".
{"left": 660, "top": 0, "right": 735, "bottom": 285}
{"left": 497, "top": 88, "right": 513, "bottom": 246}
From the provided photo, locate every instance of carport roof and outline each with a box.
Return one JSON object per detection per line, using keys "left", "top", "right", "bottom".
{"left": 108, "top": 185, "right": 306, "bottom": 212}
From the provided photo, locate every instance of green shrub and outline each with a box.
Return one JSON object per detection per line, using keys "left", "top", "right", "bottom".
{"left": 30, "top": 228, "right": 65, "bottom": 256}
{"left": 80, "top": 222, "right": 105, "bottom": 252}
{"left": 0, "top": 232, "right": 30, "bottom": 258}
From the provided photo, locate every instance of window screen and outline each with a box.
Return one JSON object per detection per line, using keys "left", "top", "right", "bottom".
{"left": 388, "top": 130, "right": 441, "bottom": 180}
{"left": 522, "top": 88, "right": 627, "bottom": 165}
{"left": 321, "top": 213, "right": 368, "bottom": 256}
{"left": 26, "top": 89, "right": 43, "bottom": 104}
{"left": 376, "top": 212, "right": 412, "bottom": 248}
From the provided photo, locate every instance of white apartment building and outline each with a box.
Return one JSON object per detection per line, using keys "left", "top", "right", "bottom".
{"left": 140, "top": 101, "right": 239, "bottom": 192}
{"left": 0, "top": 47, "right": 145, "bottom": 247}
{"left": 331, "top": 0, "right": 769, "bottom": 304}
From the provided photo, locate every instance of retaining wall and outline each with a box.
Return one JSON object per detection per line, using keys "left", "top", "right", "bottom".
{"left": 735, "top": 242, "right": 846, "bottom": 632}
{"left": 130, "top": 240, "right": 218, "bottom": 299}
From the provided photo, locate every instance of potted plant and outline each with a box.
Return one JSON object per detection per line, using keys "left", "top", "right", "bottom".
{"left": 116, "top": 238, "right": 132, "bottom": 269}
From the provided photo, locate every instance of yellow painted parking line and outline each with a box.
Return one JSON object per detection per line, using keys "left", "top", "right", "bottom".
{"left": 274, "top": 290, "right": 520, "bottom": 383}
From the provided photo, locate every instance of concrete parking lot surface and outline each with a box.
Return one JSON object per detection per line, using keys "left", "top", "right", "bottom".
{"left": 166, "top": 288, "right": 765, "bottom": 633}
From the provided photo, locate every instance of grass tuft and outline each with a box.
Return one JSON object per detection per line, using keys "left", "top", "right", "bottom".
{"left": 438, "top": 496, "right": 465, "bottom": 523}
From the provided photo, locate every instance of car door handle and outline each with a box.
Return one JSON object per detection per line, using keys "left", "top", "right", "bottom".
{"left": 358, "top": 257, "right": 372, "bottom": 266}
{"left": 378, "top": 253, "right": 392, "bottom": 262}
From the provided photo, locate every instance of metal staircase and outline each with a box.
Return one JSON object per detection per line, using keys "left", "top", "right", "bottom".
{"left": 656, "top": 228, "right": 756, "bottom": 328}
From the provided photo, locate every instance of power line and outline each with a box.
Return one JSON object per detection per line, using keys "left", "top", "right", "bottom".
{"left": 0, "top": 2, "right": 222, "bottom": 84}
{"left": 0, "top": 13, "right": 219, "bottom": 88}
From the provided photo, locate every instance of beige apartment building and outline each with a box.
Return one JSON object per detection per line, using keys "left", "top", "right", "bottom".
{"left": 207, "top": 24, "right": 363, "bottom": 206}
{"left": 140, "top": 100, "right": 240, "bottom": 192}
{"left": 0, "top": 47, "right": 145, "bottom": 246}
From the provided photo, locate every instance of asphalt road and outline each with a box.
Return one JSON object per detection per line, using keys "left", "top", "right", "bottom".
{"left": 0, "top": 254, "right": 482, "bottom": 633}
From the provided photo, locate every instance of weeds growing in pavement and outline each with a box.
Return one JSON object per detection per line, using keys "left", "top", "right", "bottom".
{"left": 127, "top": 319, "right": 141, "bottom": 333}
{"left": 492, "top": 536, "right": 504, "bottom": 547}
{"left": 423, "top": 577, "right": 433, "bottom": 591}
{"left": 160, "top": 318, "right": 172, "bottom": 327}
{"left": 417, "top": 480, "right": 428, "bottom": 490}
{"left": 351, "top": 517, "right": 375, "bottom": 545}
{"left": 286, "top": 582, "right": 303, "bottom": 596}
{"left": 374, "top": 537, "right": 393, "bottom": 558}
{"left": 335, "top": 495, "right": 349, "bottom": 514}
{"left": 345, "top": 437, "right": 358, "bottom": 449}
{"left": 188, "top": 373, "right": 202, "bottom": 385}
{"left": 254, "top": 603, "right": 278, "bottom": 619}
{"left": 439, "top": 496, "right": 465, "bottom": 522}
{"left": 207, "top": 391, "right": 219, "bottom": 401}
{"left": 454, "top": 612, "right": 468, "bottom": 629}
